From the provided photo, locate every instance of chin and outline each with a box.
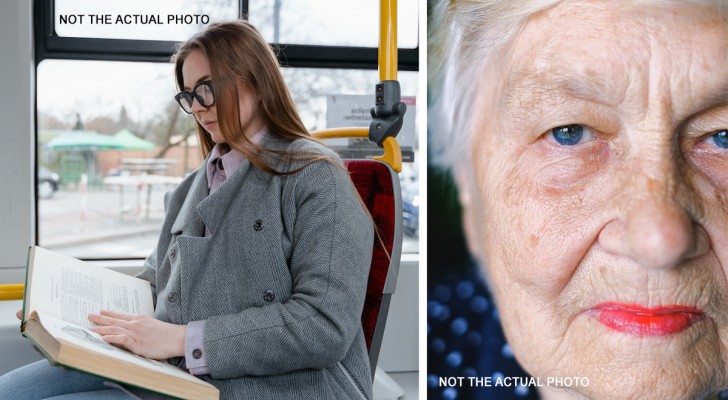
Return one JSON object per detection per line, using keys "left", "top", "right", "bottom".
{"left": 207, "top": 131, "right": 224, "bottom": 144}
{"left": 515, "top": 320, "right": 728, "bottom": 400}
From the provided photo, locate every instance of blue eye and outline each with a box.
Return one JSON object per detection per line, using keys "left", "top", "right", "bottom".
{"left": 548, "top": 124, "right": 594, "bottom": 146}
{"left": 710, "top": 130, "right": 728, "bottom": 149}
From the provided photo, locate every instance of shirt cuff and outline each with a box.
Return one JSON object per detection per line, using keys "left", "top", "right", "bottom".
{"left": 184, "top": 320, "right": 209, "bottom": 375}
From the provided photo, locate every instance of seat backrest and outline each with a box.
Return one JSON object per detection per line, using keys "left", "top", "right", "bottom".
{"left": 345, "top": 159, "right": 403, "bottom": 378}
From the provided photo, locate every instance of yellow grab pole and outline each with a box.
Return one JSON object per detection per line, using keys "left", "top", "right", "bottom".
{"left": 316, "top": 1, "right": 403, "bottom": 172}
{"left": 312, "top": 128, "right": 369, "bottom": 140}
{"left": 312, "top": 130, "right": 402, "bottom": 173}
{"left": 379, "top": 0, "right": 397, "bottom": 81}
{"left": 0, "top": 284, "right": 25, "bottom": 301}
{"left": 378, "top": 137, "right": 402, "bottom": 173}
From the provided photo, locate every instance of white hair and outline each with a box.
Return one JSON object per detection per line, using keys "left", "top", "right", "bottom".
{"left": 428, "top": 0, "right": 728, "bottom": 173}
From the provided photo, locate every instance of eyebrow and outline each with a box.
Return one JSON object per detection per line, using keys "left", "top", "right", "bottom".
{"left": 693, "top": 87, "right": 728, "bottom": 113}
{"left": 183, "top": 75, "right": 211, "bottom": 91}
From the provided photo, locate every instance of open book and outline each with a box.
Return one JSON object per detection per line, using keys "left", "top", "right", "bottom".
{"left": 20, "top": 246, "right": 219, "bottom": 400}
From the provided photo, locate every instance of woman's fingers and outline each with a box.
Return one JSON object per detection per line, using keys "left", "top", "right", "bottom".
{"left": 89, "top": 318, "right": 138, "bottom": 353}
{"left": 15, "top": 309, "right": 22, "bottom": 320}
{"left": 85, "top": 311, "right": 184, "bottom": 359}
{"left": 98, "top": 310, "right": 133, "bottom": 320}
{"left": 90, "top": 325, "right": 131, "bottom": 337}
{"left": 88, "top": 313, "right": 130, "bottom": 328}
{"left": 99, "top": 334, "right": 136, "bottom": 352}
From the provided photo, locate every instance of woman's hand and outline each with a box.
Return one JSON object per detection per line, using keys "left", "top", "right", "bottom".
{"left": 88, "top": 310, "right": 186, "bottom": 360}
{"left": 15, "top": 310, "right": 21, "bottom": 320}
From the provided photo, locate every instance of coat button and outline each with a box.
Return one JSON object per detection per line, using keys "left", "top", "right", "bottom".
{"left": 253, "top": 220, "right": 263, "bottom": 231}
{"left": 170, "top": 248, "right": 176, "bottom": 259}
{"left": 167, "top": 292, "right": 178, "bottom": 302}
{"left": 192, "top": 349, "right": 203, "bottom": 359}
{"left": 263, "top": 290, "right": 275, "bottom": 302}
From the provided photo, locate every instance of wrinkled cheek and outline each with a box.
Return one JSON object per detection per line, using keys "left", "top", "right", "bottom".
{"left": 691, "top": 159, "right": 728, "bottom": 319}
{"left": 471, "top": 178, "right": 554, "bottom": 328}
{"left": 709, "top": 214, "right": 728, "bottom": 280}
{"left": 708, "top": 218, "right": 728, "bottom": 352}
{"left": 468, "top": 132, "right": 609, "bottom": 295}
{"left": 479, "top": 172, "right": 584, "bottom": 294}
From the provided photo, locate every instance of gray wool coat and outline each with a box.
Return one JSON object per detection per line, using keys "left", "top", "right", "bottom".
{"left": 136, "top": 134, "right": 374, "bottom": 400}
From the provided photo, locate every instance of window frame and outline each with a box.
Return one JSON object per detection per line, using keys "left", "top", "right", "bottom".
{"left": 35, "top": 1, "right": 419, "bottom": 69}
{"left": 33, "top": 0, "right": 419, "bottom": 262}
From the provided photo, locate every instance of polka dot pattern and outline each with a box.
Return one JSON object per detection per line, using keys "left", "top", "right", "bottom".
{"left": 428, "top": 267, "right": 539, "bottom": 399}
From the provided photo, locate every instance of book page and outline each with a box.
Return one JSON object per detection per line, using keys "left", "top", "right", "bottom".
{"left": 35, "top": 311, "right": 203, "bottom": 383}
{"left": 28, "top": 247, "right": 154, "bottom": 328}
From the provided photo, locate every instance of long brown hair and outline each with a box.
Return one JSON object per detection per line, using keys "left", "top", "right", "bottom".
{"left": 174, "top": 20, "right": 390, "bottom": 260}
{"left": 173, "top": 20, "right": 326, "bottom": 174}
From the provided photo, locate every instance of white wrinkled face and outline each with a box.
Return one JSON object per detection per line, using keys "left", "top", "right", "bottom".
{"left": 460, "top": 1, "right": 728, "bottom": 399}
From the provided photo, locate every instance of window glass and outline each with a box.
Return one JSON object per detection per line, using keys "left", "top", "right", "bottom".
{"left": 37, "top": 63, "right": 419, "bottom": 259}
{"left": 54, "top": 0, "right": 238, "bottom": 41}
{"left": 280, "top": 68, "right": 420, "bottom": 252}
{"left": 280, "top": 68, "right": 417, "bottom": 130}
{"left": 37, "top": 59, "right": 200, "bottom": 259}
{"left": 249, "top": 0, "right": 418, "bottom": 48}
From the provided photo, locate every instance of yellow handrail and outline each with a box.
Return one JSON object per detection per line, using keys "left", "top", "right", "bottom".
{"left": 0, "top": 284, "right": 24, "bottom": 301}
{"left": 313, "top": 127, "right": 368, "bottom": 140}
{"left": 376, "top": 137, "right": 402, "bottom": 173}
{"left": 313, "top": 128, "right": 402, "bottom": 173}
{"left": 312, "top": 1, "right": 403, "bottom": 173}
{"left": 379, "top": 0, "right": 398, "bottom": 81}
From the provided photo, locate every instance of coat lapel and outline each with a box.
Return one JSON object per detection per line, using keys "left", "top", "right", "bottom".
{"left": 196, "top": 157, "right": 253, "bottom": 236}
{"left": 170, "top": 164, "right": 209, "bottom": 237}
{"left": 173, "top": 134, "right": 293, "bottom": 237}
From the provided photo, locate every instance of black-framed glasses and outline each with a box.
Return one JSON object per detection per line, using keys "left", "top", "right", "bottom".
{"left": 174, "top": 80, "right": 215, "bottom": 114}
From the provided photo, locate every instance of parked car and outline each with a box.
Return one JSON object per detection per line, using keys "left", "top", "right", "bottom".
{"left": 38, "top": 167, "right": 60, "bottom": 199}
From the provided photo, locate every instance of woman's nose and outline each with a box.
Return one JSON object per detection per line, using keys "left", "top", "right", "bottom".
{"left": 190, "top": 96, "right": 206, "bottom": 114}
{"left": 597, "top": 158, "right": 709, "bottom": 270}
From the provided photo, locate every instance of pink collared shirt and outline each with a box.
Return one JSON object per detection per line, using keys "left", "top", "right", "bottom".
{"left": 185, "top": 128, "right": 267, "bottom": 375}
{"left": 205, "top": 128, "right": 267, "bottom": 194}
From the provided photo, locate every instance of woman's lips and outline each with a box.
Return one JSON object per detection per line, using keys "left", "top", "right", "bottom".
{"left": 590, "top": 303, "right": 705, "bottom": 336}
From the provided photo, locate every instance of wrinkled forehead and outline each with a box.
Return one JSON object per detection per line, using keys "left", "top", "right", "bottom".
{"left": 495, "top": 0, "right": 728, "bottom": 114}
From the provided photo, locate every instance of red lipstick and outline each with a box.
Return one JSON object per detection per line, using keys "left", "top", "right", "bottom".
{"left": 591, "top": 303, "right": 705, "bottom": 336}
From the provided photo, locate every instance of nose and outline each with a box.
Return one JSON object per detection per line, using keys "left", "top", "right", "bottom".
{"left": 597, "top": 154, "right": 708, "bottom": 270}
{"left": 189, "top": 95, "right": 206, "bottom": 115}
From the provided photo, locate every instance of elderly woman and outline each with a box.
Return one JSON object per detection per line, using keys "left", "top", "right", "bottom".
{"left": 428, "top": 1, "right": 728, "bottom": 399}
